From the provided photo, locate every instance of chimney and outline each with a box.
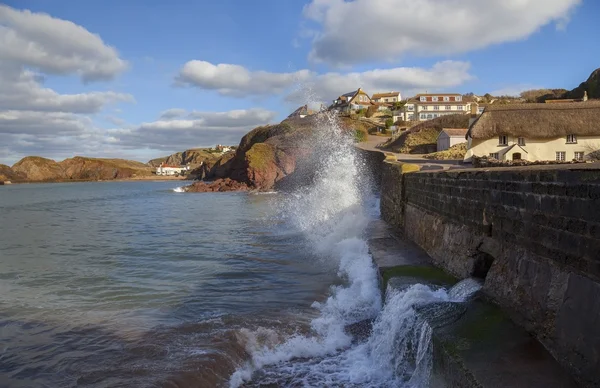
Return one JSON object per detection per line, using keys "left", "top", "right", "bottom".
{"left": 583, "top": 90, "right": 589, "bottom": 102}
{"left": 471, "top": 102, "right": 479, "bottom": 115}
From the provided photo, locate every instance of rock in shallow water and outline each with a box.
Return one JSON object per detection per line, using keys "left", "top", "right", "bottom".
{"left": 184, "top": 178, "right": 249, "bottom": 193}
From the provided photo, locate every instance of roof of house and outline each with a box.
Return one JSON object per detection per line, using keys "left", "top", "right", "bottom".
{"left": 545, "top": 99, "right": 580, "bottom": 104}
{"left": 288, "top": 105, "right": 315, "bottom": 118}
{"left": 502, "top": 144, "right": 529, "bottom": 154}
{"left": 372, "top": 92, "right": 400, "bottom": 99}
{"left": 415, "top": 93, "right": 462, "bottom": 97}
{"left": 467, "top": 101, "right": 600, "bottom": 139}
{"left": 441, "top": 128, "right": 468, "bottom": 137}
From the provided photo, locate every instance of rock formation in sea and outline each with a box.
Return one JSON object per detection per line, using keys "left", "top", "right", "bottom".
{"left": 184, "top": 114, "right": 372, "bottom": 192}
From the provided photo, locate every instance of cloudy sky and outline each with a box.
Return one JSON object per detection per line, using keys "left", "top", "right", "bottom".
{"left": 1, "top": 0, "right": 598, "bottom": 164}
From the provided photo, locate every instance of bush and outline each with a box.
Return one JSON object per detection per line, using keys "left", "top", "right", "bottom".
{"left": 354, "top": 129, "right": 367, "bottom": 143}
{"left": 385, "top": 118, "right": 394, "bottom": 128}
{"left": 366, "top": 105, "right": 378, "bottom": 118}
{"left": 356, "top": 108, "right": 367, "bottom": 117}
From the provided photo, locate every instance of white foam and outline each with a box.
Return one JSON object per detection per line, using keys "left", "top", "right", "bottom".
{"left": 228, "top": 109, "right": 481, "bottom": 387}
{"left": 172, "top": 186, "right": 185, "bottom": 193}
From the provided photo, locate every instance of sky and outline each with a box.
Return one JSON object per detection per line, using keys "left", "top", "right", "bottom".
{"left": 1, "top": 0, "right": 599, "bottom": 165}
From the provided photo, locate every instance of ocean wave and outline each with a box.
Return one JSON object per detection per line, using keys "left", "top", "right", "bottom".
{"left": 172, "top": 186, "right": 185, "bottom": 193}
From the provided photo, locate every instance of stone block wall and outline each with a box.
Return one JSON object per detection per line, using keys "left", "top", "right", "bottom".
{"left": 380, "top": 161, "right": 600, "bottom": 387}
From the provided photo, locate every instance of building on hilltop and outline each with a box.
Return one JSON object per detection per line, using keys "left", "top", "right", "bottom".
{"left": 437, "top": 128, "right": 468, "bottom": 152}
{"left": 287, "top": 105, "right": 316, "bottom": 119}
{"left": 392, "top": 93, "right": 473, "bottom": 122}
{"left": 463, "top": 101, "right": 600, "bottom": 163}
{"left": 156, "top": 163, "right": 191, "bottom": 176}
{"left": 330, "top": 88, "right": 372, "bottom": 113}
{"left": 371, "top": 91, "right": 402, "bottom": 104}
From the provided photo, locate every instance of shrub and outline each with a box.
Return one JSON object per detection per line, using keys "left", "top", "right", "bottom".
{"left": 354, "top": 129, "right": 367, "bottom": 143}
{"left": 385, "top": 118, "right": 394, "bottom": 128}
{"left": 366, "top": 105, "right": 378, "bottom": 118}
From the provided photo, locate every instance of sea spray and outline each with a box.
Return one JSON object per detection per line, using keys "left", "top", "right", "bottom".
{"left": 229, "top": 108, "right": 482, "bottom": 387}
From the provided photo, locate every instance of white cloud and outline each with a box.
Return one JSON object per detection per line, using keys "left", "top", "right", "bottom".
{"left": 158, "top": 108, "right": 188, "bottom": 120}
{"left": 302, "top": 0, "right": 582, "bottom": 65}
{"left": 0, "top": 4, "right": 127, "bottom": 81}
{"left": 0, "top": 65, "right": 133, "bottom": 113}
{"left": 288, "top": 60, "right": 473, "bottom": 103}
{"left": 108, "top": 108, "right": 277, "bottom": 151}
{"left": 176, "top": 60, "right": 313, "bottom": 97}
{"left": 175, "top": 60, "right": 473, "bottom": 102}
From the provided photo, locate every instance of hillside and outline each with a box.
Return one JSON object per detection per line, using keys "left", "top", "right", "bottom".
{"left": 12, "top": 156, "right": 67, "bottom": 181}
{"left": 562, "top": 68, "right": 600, "bottom": 100}
{"left": 10, "top": 156, "right": 153, "bottom": 182}
{"left": 381, "top": 115, "right": 470, "bottom": 154}
{"left": 147, "top": 148, "right": 224, "bottom": 168}
{"left": 185, "top": 114, "right": 372, "bottom": 192}
{"left": 60, "top": 157, "right": 153, "bottom": 180}
{"left": 0, "top": 164, "right": 26, "bottom": 182}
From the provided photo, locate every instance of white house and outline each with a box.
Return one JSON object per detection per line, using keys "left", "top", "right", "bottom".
{"left": 464, "top": 101, "right": 600, "bottom": 162}
{"left": 437, "top": 128, "right": 468, "bottom": 151}
{"left": 156, "top": 163, "right": 190, "bottom": 176}
{"left": 371, "top": 92, "right": 402, "bottom": 104}
{"left": 393, "top": 93, "right": 473, "bottom": 122}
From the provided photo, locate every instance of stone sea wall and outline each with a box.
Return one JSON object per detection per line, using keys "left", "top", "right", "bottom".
{"left": 380, "top": 161, "right": 600, "bottom": 387}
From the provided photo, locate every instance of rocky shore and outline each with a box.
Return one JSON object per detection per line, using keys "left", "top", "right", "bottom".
{"left": 181, "top": 114, "right": 372, "bottom": 193}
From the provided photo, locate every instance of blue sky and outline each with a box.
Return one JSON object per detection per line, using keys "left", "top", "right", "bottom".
{"left": 1, "top": 0, "right": 598, "bottom": 164}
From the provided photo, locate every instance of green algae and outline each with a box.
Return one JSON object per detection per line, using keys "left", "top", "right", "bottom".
{"left": 380, "top": 265, "right": 457, "bottom": 289}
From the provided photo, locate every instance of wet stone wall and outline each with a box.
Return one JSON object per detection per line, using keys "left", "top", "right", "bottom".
{"left": 379, "top": 162, "right": 600, "bottom": 387}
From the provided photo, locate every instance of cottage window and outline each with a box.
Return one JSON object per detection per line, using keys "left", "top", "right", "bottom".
{"left": 420, "top": 96, "right": 426, "bottom": 102}
{"left": 432, "top": 96, "right": 439, "bottom": 102}
{"left": 420, "top": 114, "right": 426, "bottom": 120}
{"left": 446, "top": 105, "right": 451, "bottom": 110}
{"left": 518, "top": 137, "right": 526, "bottom": 146}
{"left": 457, "top": 106, "right": 464, "bottom": 110}
{"left": 556, "top": 151, "right": 566, "bottom": 161}
{"left": 574, "top": 151, "right": 585, "bottom": 161}
{"left": 392, "top": 98, "right": 397, "bottom": 102}
{"left": 422, "top": 106, "right": 428, "bottom": 111}
{"left": 434, "top": 106, "right": 440, "bottom": 110}
{"left": 498, "top": 136, "right": 508, "bottom": 146}
{"left": 385, "top": 98, "right": 389, "bottom": 102}
{"left": 444, "top": 96, "right": 450, "bottom": 101}
{"left": 407, "top": 105, "right": 414, "bottom": 110}
{"left": 427, "top": 114, "right": 433, "bottom": 119}
{"left": 489, "top": 153, "right": 500, "bottom": 160}
{"left": 566, "top": 134, "right": 577, "bottom": 144}
{"left": 456, "top": 96, "right": 462, "bottom": 101}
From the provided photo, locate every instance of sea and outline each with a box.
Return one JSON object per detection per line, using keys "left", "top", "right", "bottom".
{"left": 0, "top": 115, "right": 479, "bottom": 387}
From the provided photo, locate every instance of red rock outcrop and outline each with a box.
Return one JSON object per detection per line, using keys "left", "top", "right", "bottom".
{"left": 184, "top": 178, "right": 249, "bottom": 192}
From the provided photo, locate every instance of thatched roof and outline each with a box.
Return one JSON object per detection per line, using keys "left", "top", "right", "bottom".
{"left": 467, "top": 102, "right": 600, "bottom": 139}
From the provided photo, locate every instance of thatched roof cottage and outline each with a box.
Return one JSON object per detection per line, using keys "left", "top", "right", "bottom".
{"left": 464, "top": 102, "right": 600, "bottom": 163}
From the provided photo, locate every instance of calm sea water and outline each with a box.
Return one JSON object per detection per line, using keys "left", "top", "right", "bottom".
{"left": 0, "top": 182, "right": 337, "bottom": 387}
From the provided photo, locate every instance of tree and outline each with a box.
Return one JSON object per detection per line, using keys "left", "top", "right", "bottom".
{"left": 385, "top": 118, "right": 394, "bottom": 128}
{"left": 392, "top": 100, "right": 407, "bottom": 110}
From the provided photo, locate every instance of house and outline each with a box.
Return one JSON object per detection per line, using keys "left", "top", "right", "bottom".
{"left": 437, "top": 128, "right": 468, "bottom": 151}
{"left": 393, "top": 93, "right": 472, "bottom": 122}
{"left": 156, "top": 163, "right": 190, "bottom": 176}
{"left": 288, "top": 105, "right": 315, "bottom": 119}
{"left": 371, "top": 91, "right": 402, "bottom": 104}
{"left": 215, "top": 144, "right": 232, "bottom": 153}
{"left": 463, "top": 101, "right": 600, "bottom": 163}
{"left": 331, "top": 88, "right": 374, "bottom": 113}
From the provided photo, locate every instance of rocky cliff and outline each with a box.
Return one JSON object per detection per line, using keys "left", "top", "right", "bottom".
{"left": 0, "top": 164, "right": 26, "bottom": 182}
{"left": 563, "top": 67, "right": 600, "bottom": 100}
{"left": 10, "top": 156, "right": 153, "bottom": 182}
{"left": 12, "top": 157, "right": 67, "bottom": 181}
{"left": 185, "top": 114, "right": 371, "bottom": 192}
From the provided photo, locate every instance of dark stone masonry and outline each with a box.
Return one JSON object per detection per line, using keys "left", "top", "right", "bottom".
{"left": 380, "top": 161, "right": 600, "bottom": 387}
